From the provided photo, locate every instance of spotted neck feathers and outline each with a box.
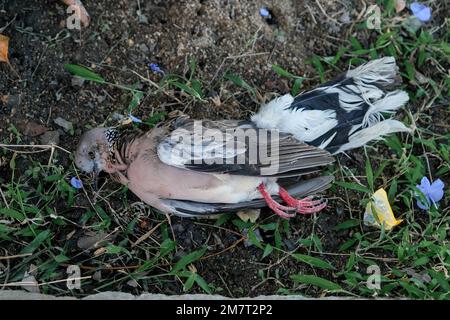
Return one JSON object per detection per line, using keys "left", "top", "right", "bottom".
{"left": 105, "top": 127, "right": 143, "bottom": 164}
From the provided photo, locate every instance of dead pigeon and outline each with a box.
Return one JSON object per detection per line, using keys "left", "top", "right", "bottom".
{"left": 252, "top": 57, "right": 411, "bottom": 154}
{"left": 75, "top": 119, "right": 334, "bottom": 218}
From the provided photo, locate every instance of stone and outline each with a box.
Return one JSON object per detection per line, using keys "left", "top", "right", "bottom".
{"left": 54, "top": 117, "right": 73, "bottom": 132}
{"left": 71, "top": 76, "right": 85, "bottom": 87}
{"left": 40, "top": 130, "right": 60, "bottom": 145}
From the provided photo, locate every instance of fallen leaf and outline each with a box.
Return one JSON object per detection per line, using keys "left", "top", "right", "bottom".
{"left": 77, "top": 231, "right": 109, "bottom": 250}
{"left": 237, "top": 209, "right": 260, "bottom": 223}
{"left": 395, "top": 0, "right": 406, "bottom": 13}
{"left": 21, "top": 264, "right": 40, "bottom": 293}
{"left": 188, "top": 264, "right": 197, "bottom": 273}
{"left": 364, "top": 188, "right": 403, "bottom": 230}
{"left": 93, "top": 247, "right": 107, "bottom": 256}
{"left": 92, "top": 270, "right": 102, "bottom": 281}
{"left": 17, "top": 120, "right": 48, "bottom": 137}
{"left": 126, "top": 279, "right": 139, "bottom": 288}
{"left": 66, "top": 229, "right": 76, "bottom": 240}
{"left": 0, "top": 34, "right": 9, "bottom": 63}
{"left": 1, "top": 94, "right": 21, "bottom": 109}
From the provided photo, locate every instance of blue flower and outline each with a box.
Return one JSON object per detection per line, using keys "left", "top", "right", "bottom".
{"left": 70, "top": 177, "right": 83, "bottom": 189}
{"left": 128, "top": 114, "right": 142, "bottom": 123}
{"left": 149, "top": 63, "right": 164, "bottom": 75}
{"left": 259, "top": 7, "right": 270, "bottom": 18}
{"left": 411, "top": 2, "right": 431, "bottom": 22}
{"left": 416, "top": 176, "right": 444, "bottom": 210}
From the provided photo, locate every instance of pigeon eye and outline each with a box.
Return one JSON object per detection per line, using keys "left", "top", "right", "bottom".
{"left": 88, "top": 151, "right": 95, "bottom": 159}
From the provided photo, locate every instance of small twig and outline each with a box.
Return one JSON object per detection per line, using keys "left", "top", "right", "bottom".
{"left": 60, "top": 263, "right": 141, "bottom": 271}
{"left": 0, "top": 185, "right": 10, "bottom": 209}
{"left": 217, "top": 272, "right": 235, "bottom": 298}
{"left": 0, "top": 14, "right": 17, "bottom": 33}
{"left": 0, "top": 144, "right": 71, "bottom": 154}
{"left": 314, "top": 0, "right": 342, "bottom": 26}
{"left": 0, "top": 253, "right": 32, "bottom": 260}
{"left": 201, "top": 237, "right": 246, "bottom": 260}
{"left": 31, "top": 44, "right": 49, "bottom": 80}
{"left": 2, "top": 276, "right": 92, "bottom": 287}
{"left": 132, "top": 220, "right": 165, "bottom": 247}
{"left": 47, "top": 145, "right": 55, "bottom": 166}
{"left": 305, "top": 4, "right": 318, "bottom": 24}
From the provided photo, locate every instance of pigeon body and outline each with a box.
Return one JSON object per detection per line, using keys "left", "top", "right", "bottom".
{"left": 252, "top": 57, "right": 411, "bottom": 154}
{"left": 75, "top": 119, "right": 334, "bottom": 218}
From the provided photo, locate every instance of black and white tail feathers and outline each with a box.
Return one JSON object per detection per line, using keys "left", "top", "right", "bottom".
{"left": 251, "top": 57, "right": 411, "bottom": 154}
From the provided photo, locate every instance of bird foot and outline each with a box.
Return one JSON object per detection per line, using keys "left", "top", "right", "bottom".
{"left": 257, "top": 184, "right": 296, "bottom": 219}
{"left": 279, "top": 187, "right": 327, "bottom": 214}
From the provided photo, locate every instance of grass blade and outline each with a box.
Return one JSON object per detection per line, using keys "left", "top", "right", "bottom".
{"left": 291, "top": 274, "right": 342, "bottom": 291}
{"left": 64, "top": 64, "right": 105, "bottom": 83}
{"left": 292, "top": 253, "right": 335, "bottom": 270}
{"left": 172, "top": 247, "right": 207, "bottom": 273}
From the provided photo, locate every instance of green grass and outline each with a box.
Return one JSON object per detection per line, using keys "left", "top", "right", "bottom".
{"left": 0, "top": 0, "right": 449, "bottom": 298}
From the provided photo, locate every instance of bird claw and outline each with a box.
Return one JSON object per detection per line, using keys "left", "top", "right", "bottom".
{"left": 279, "top": 188, "right": 327, "bottom": 215}
{"left": 266, "top": 200, "right": 296, "bottom": 219}
{"left": 257, "top": 184, "right": 296, "bottom": 219}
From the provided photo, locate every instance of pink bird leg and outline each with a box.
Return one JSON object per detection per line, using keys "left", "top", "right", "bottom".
{"left": 257, "top": 183, "right": 296, "bottom": 219}
{"left": 278, "top": 187, "right": 327, "bottom": 214}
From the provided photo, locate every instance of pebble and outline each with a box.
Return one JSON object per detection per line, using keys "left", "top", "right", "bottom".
{"left": 40, "top": 130, "right": 60, "bottom": 145}
{"left": 138, "top": 43, "right": 149, "bottom": 53}
{"left": 137, "top": 11, "right": 149, "bottom": 24}
{"left": 111, "top": 112, "right": 125, "bottom": 121}
{"left": 243, "top": 228, "right": 263, "bottom": 248}
{"left": 71, "top": 76, "right": 85, "bottom": 87}
{"left": 1, "top": 94, "right": 21, "bottom": 111}
{"left": 339, "top": 11, "right": 351, "bottom": 24}
{"left": 54, "top": 117, "right": 73, "bottom": 132}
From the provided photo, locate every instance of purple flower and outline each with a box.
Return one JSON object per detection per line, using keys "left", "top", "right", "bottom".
{"left": 259, "top": 7, "right": 270, "bottom": 18}
{"left": 70, "top": 177, "right": 83, "bottom": 189}
{"left": 411, "top": 2, "right": 431, "bottom": 22}
{"left": 149, "top": 63, "right": 164, "bottom": 75}
{"left": 416, "top": 176, "right": 444, "bottom": 210}
{"left": 129, "top": 114, "right": 142, "bottom": 123}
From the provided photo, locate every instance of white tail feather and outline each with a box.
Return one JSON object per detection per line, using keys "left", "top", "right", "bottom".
{"left": 346, "top": 56, "right": 399, "bottom": 87}
{"left": 335, "top": 119, "right": 411, "bottom": 154}
{"left": 363, "top": 90, "right": 409, "bottom": 127}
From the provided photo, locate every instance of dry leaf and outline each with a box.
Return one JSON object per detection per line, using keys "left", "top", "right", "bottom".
{"left": 93, "top": 247, "right": 107, "bottom": 256}
{"left": 0, "top": 34, "right": 9, "bottom": 63}
{"left": 364, "top": 188, "right": 403, "bottom": 230}
{"left": 77, "top": 231, "right": 109, "bottom": 250}
{"left": 21, "top": 264, "right": 40, "bottom": 293}
{"left": 395, "top": 0, "right": 406, "bottom": 13}
{"left": 237, "top": 209, "right": 261, "bottom": 223}
{"left": 17, "top": 120, "right": 48, "bottom": 137}
{"left": 1, "top": 94, "right": 21, "bottom": 109}
{"left": 188, "top": 264, "right": 197, "bottom": 273}
{"left": 126, "top": 279, "right": 139, "bottom": 288}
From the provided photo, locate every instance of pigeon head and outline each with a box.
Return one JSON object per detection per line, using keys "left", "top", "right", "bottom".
{"left": 75, "top": 127, "right": 119, "bottom": 174}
